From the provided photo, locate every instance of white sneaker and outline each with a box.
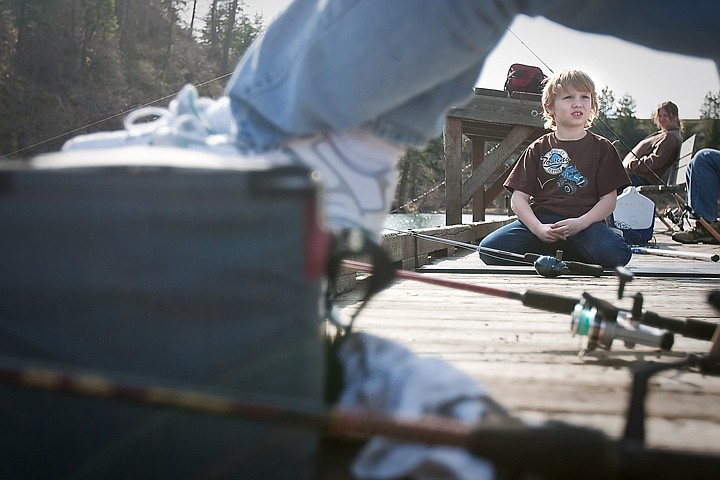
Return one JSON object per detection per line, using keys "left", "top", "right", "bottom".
{"left": 61, "top": 85, "right": 239, "bottom": 154}
{"left": 60, "top": 86, "right": 404, "bottom": 242}
{"left": 282, "top": 130, "right": 403, "bottom": 242}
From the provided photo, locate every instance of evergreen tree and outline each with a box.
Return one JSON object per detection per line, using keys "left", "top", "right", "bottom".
{"left": 395, "top": 136, "right": 447, "bottom": 212}
{"left": 79, "top": 0, "right": 119, "bottom": 73}
{"left": 201, "top": 0, "right": 262, "bottom": 71}
{"left": 698, "top": 90, "right": 720, "bottom": 148}
{"left": 591, "top": 86, "right": 619, "bottom": 142}
{"left": 611, "top": 93, "right": 644, "bottom": 158}
{"left": 597, "top": 86, "right": 616, "bottom": 121}
{"left": 700, "top": 90, "right": 720, "bottom": 119}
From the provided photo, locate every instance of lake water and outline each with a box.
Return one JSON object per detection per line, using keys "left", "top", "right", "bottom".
{"left": 383, "top": 213, "right": 509, "bottom": 233}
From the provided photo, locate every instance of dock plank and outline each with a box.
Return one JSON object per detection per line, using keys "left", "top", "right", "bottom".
{"left": 335, "top": 229, "right": 720, "bottom": 454}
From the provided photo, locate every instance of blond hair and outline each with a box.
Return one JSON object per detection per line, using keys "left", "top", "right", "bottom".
{"left": 541, "top": 69, "right": 598, "bottom": 130}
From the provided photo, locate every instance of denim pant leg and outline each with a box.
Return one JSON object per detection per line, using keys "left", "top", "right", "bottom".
{"left": 479, "top": 213, "right": 630, "bottom": 268}
{"left": 224, "top": 0, "right": 519, "bottom": 151}
{"left": 686, "top": 149, "right": 720, "bottom": 221}
{"left": 562, "top": 221, "right": 632, "bottom": 268}
{"left": 479, "top": 219, "right": 556, "bottom": 265}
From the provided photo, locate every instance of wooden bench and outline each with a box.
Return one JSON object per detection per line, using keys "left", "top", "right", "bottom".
{"left": 636, "top": 133, "right": 697, "bottom": 208}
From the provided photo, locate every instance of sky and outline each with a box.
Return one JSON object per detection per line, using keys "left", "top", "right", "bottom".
{"left": 197, "top": 1, "right": 720, "bottom": 119}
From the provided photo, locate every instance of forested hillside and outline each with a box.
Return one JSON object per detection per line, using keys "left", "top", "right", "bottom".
{"left": 0, "top": 0, "right": 262, "bottom": 158}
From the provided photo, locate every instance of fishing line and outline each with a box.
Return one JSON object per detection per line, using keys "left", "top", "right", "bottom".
{"left": 383, "top": 226, "right": 527, "bottom": 266}
{"left": 384, "top": 226, "right": 532, "bottom": 267}
{"left": 506, "top": 28, "right": 555, "bottom": 74}
{"left": 1, "top": 73, "right": 233, "bottom": 160}
{"left": 391, "top": 131, "right": 506, "bottom": 213}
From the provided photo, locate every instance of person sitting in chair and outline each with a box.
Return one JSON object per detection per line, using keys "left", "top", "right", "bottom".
{"left": 623, "top": 101, "right": 683, "bottom": 186}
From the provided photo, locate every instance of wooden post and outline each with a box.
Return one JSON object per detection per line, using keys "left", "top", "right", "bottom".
{"left": 444, "top": 89, "right": 545, "bottom": 225}
{"left": 471, "top": 138, "right": 486, "bottom": 222}
{"left": 444, "top": 116, "right": 463, "bottom": 226}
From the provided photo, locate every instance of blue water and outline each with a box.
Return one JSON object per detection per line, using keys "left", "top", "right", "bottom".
{"left": 383, "top": 213, "right": 508, "bottom": 233}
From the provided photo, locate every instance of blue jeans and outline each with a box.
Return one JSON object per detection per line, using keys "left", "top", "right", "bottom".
{"left": 224, "top": 0, "right": 720, "bottom": 152}
{"left": 686, "top": 148, "right": 720, "bottom": 221}
{"left": 479, "top": 213, "right": 632, "bottom": 268}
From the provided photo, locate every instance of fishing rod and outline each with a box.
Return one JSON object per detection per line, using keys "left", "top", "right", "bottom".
{"left": 1, "top": 357, "right": 719, "bottom": 480}
{"left": 631, "top": 246, "right": 719, "bottom": 262}
{"left": 343, "top": 260, "right": 719, "bottom": 350}
{"left": 386, "top": 227, "right": 605, "bottom": 277}
{"left": 479, "top": 246, "right": 605, "bottom": 277}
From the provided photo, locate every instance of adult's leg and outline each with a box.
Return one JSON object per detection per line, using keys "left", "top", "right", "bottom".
{"left": 686, "top": 149, "right": 720, "bottom": 221}
{"left": 225, "top": 0, "right": 516, "bottom": 151}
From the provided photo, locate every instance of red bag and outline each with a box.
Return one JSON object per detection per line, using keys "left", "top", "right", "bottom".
{"left": 504, "top": 63, "right": 547, "bottom": 95}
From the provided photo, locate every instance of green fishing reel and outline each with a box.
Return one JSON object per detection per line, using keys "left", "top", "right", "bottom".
{"left": 570, "top": 293, "right": 675, "bottom": 353}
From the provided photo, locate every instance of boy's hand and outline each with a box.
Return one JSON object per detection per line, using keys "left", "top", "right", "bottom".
{"left": 550, "top": 218, "right": 587, "bottom": 238}
{"left": 533, "top": 223, "right": 567, "bottom": 243}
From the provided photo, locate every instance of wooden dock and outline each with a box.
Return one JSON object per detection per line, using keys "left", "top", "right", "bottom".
{"left": 334, "top": 226, "right": 720, "bottom": 456}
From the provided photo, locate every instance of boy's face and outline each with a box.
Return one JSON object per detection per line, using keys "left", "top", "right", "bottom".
{"left": 548, "top": 88, "right": 592, "bottom": 130}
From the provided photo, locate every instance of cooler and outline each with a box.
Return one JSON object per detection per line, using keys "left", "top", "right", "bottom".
{"left": 0, "top": 147, "right": 328, "bottom": 479}
{"left": 612, "top": 186, "right": 656, "bottom": 245}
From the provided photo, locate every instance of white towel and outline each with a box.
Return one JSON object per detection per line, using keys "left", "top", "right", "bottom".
{"left": 336, "top": 332, "right": 498, "bottom": 480}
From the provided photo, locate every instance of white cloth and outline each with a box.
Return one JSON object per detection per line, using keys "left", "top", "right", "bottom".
{"left": 336, "top": 332, "right": 497, "bottom": 480}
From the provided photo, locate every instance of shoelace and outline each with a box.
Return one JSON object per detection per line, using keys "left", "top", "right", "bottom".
{"left": 123, "top": 104, "right": 217, "bottom": 145}
{"left": 123, "top": 107, "right": 172, "bottom": 135}
{"left": 123, "top": 84, "right": 217, "bottom": 140}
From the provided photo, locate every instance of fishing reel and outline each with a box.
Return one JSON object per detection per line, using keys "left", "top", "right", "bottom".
{"left": 479, "top": 247, "right": 605, "bottom": 278}
{"left": 569, "top": 268, "right": 675, "bottom": 353}
{"left": 532, "top": 250, "right": 573, "bottom": 278}
{"left": 663, "top": 207, "right": 686, "bottom": 228}
{"left": 570, "top": 293, "right": 674, "bottom": 353}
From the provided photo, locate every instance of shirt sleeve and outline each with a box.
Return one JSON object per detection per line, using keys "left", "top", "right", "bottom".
{"left": 623, "top": 130, "right": 682, "bottom": 180}
{"left": 505, "top": 139, "right": 542, "bottom": 195}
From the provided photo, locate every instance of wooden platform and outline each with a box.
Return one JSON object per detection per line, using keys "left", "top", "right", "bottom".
{"left": 334, "top": 227, "right": 720, "bottom": 455}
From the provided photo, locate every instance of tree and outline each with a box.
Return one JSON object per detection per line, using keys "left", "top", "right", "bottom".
{"left": 189, "top": 0, "right": 198, "bottom": 34}
{"left": 160, "top": 0, "right": 189, "bottom": 76}
{"left": 79, "top": 0, "right": 119, "bottom": 72}
{"left": 7, "top": 0, "right": 58, "bottom": 70}
{"left": 591, "top": 86, "right": 619, "bottom": 143}
{"left": 698, "top": 90, "right": 720, "bottom": 148}
{"left": 597, "top": 86, "right": 616, "bottom": 121}
{"left": 201, "top": 0, "right": 262, "bottom": 71}
{"left": 394, "top": 137, "right": 447, "bottom": 212}
{"left": 700, "top": 90, "right": 720, "bottom": 119}
{"left": 608, "top": 93, "right": 644, "bottom": 158}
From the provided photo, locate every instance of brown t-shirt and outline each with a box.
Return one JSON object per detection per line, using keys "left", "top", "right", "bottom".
{"left": 505, "top": 131, "right": 630, "bottom": 218}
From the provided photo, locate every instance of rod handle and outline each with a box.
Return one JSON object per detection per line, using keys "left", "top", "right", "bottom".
{"left": 619, "top": 443, "right": 720, "bottom": 480}
{"left": 522, "top": 290, "right": 578, "bottom": 314}
{"left": 467, "top": 424, "right": 720, "bottom": 480}
{"left": 641, "top": 311, "right": 718, "bottom": 341}
{"left": 564, "top": 260, "right": 605, "bottom": 277}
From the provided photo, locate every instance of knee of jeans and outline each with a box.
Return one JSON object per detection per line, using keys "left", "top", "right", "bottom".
{"left": 600, "top": 246, "right": 632, "bottom": 268}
